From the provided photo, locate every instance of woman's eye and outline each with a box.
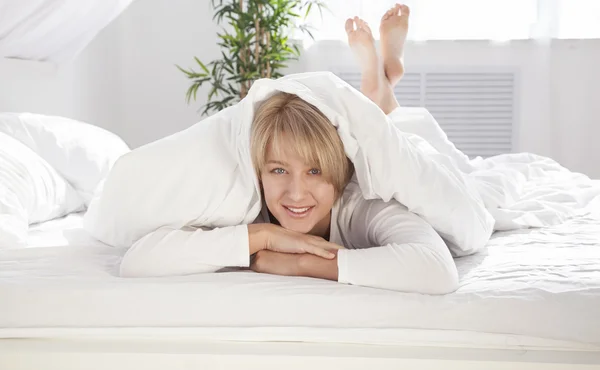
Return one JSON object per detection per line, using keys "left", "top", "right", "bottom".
{"left": 309, "top": 168, "right": 321, "bottom": 175}
{"left": 271, "top": 168, "right": 286, "bottom": 174}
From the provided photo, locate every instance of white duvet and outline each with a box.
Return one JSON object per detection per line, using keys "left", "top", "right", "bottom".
{"left": 84, "top": 72, "right": 600, "bottom": 257}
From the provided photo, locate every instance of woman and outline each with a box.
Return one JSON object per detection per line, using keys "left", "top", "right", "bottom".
{"left": 120, "top": 4, "right": 459, "bottom": 294}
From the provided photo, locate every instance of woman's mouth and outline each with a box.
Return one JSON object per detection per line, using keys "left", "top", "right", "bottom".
{"left": 283, "top": 205, "right": 314, "bottom": 218}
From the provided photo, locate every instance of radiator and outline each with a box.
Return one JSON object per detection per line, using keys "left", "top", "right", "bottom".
{"left": 335, "top": 68, "right": 518, "bottom": 158}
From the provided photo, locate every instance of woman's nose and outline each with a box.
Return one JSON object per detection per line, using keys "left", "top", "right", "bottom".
{"left": 287, "top": 177, "right": 308, "bottom": 201}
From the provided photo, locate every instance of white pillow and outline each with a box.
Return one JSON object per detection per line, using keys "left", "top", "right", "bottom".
{"left": 0, "top": 132, "right": 84, "bottom": 247}
{"left": 0, "top": 113, "right": 130, "bottom": 205}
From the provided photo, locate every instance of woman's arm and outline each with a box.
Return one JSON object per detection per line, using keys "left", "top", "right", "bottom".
{"left": 334, "top": 199, "right": 459, "bottom": 294}
{"left": 120, "top": 224, "right": 261, "bottom": 277}
{"left": 250, "top": 249, "right": 340, "bottom": 280}
{"left": 298, "top": 251, "right": 339, "bottom": 281}
{"left": 253, "top": 200, "right": 458, "bottom": 294}
{"left": 120, "top": 223, "right": 338, "bottom": 278}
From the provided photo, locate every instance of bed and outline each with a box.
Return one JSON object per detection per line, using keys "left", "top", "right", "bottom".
{"left": 2, "top": 205, "right": 600, "bottom": 369}
{"left": 2, "top": 99, "right": 600, "bottom": 369}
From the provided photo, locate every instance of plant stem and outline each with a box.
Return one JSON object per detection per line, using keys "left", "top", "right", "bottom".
{"left": 239, "top": 0, "right": 247, "bottom": 98}
{"left": 255, "top": 4, "right": 262, "bottom": 78}
{"left": 266, "top": 31, "right": 271, "bottom": 78}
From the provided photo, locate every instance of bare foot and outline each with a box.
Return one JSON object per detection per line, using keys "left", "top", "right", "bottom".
{"left": 345, "top": 16, "right": 384, "bottom": 104}
{"left": 380, "top": 3, "right": 409, "bottom": 86}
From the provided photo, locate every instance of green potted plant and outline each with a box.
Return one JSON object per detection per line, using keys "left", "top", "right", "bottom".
{"left": 177, "top": 0, "right": 326, "bottom": 116}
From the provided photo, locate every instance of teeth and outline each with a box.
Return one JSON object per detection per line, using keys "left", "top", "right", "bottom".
{"left": 286, "top": 207, "right": 310, "bottom": 213}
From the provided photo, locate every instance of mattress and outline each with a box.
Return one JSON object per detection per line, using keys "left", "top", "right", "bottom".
{"left": 1, "top": 208, "right": 600, "bottom": 351}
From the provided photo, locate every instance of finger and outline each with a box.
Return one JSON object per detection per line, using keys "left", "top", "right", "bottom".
{"left": 308, "top": 247, "right": 336, "bottom": 259}
{"left": 316, "top": 240, "right": 345, "bottom": 250}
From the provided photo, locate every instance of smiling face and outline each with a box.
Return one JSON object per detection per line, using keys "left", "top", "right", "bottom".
{"left": 261, "top": 135, "right": 336, "bottom": 236}
{"left": 250, "top": 92, "right": 354, "bottom": 237}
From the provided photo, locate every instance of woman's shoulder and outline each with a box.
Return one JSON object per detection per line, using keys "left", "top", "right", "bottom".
{"left": 337, "top": 176, "right": 409, "bottom": 220}
{"left": 335, "top": 177, "right": 410, "bottom": 248}
{"left": 336, "top": 177, "right": 363, "bottom": 215}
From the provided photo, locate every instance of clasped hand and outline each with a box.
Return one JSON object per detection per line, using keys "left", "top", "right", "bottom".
{"left": 248, "top": 224, "right": 342, "bottom": 279}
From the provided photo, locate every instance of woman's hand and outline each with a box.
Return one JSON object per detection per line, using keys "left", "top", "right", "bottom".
{"left": 248, "top": 223, "right": 343, "bottom": 259}
{"left": 266, "top": 224, "right": 343, "bottom": 259}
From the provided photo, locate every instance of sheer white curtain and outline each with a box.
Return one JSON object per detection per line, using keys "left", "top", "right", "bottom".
{"left": 304, "top": 0, "right": 600, "bottom": 42}
{"left": 0, "top": 0, "right": 134, "bottom": 64}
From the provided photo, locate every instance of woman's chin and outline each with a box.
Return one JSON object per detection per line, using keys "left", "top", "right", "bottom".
{"left": 280, "top": 219, "right": 314, "bottom": 234}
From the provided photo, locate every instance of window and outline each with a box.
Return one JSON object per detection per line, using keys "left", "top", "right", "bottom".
{"left": 302, "top": 0, "right": 600, "bottom": 42}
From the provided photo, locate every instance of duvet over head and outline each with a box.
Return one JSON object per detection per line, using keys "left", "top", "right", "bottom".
{"left": 83, "top": 71, "right": 495, "bottom": 257}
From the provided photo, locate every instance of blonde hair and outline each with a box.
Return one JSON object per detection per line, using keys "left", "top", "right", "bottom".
{"left": 250, "top": 92, "right": 353, "bottom": 198}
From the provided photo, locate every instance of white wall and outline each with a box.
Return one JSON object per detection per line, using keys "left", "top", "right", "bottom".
{"left": 549, "top": 40, "right": 600, "bottom": 177}
{"left": 0, "top": 0, "right": 219, "bottom": 149}
{"left": 1, "top": 0, "right": 598, "bottom": 178}
{"left": 115, "top": 0, "right": 220, "bottom": 147}
{"left": 0, "top": 14, "right": 124, "bottom": 136}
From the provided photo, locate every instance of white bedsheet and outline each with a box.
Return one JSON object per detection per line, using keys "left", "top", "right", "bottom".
{"left": 2, "top": 207, "right": 600, "bottom": 350}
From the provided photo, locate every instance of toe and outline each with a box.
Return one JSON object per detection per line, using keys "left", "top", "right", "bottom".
{"left": 345, "top": 18, "right": 355, "bottom": 33}
{"left": 363, "top": 21, "right": 373, "bottom": 35}
{"left": 400, "top": 4, "right": 410, "bottom": 17}
{"left": 356, "top": 17, "right": 364, "bottom": 29}
{"left": 394, "top": 3, "right": 402, "bottom": 15}
{"left": 382, "top": 6, "right": 396, "bottom": 22}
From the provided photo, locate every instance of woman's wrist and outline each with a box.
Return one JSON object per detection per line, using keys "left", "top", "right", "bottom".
{"left": 248, "top": 223, "right": 271, "bottom": 255}
{"left": 298, "top": 251, "right": 339, "bottom": 281}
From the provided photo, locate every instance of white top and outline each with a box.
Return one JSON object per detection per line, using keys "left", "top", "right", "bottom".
{"left": 331, "top": 180, "right": 458, "bottom": 293}
{"left": 119, "top": 178, "right": 458, "bottom": 294}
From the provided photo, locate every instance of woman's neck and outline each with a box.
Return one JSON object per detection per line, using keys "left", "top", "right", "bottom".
{"left": 309, "top": 211, "right": 331, "bottom": 241}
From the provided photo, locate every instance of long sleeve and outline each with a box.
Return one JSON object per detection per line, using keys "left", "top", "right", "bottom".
{"left": 336, "top": 198, "right": 459, "bottom": 294}
{"left": 119, "top": 224, "right": 250, "bottom": 277}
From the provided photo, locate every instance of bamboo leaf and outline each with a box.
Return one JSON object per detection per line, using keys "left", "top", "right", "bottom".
{"left": 175, "top": 64, "right": 194, "bottom": 77}
{"left": 194, "top": 57, "right": 210, "bottom": 74}
{"left": 222, "top": 96, "right": 235, "bottom": 104}
{"left": 223, "top": 65, "right": 235, "bottom": 75}
{"left": 227, "top": 83, "right": 238, "bottom": 95}
{"left": 304, "top": 2, "right": 312, "bottom": 19}
{"left": 192, "top": 83, "right": 200, "bottom": 101}
{"left": 185, "top": 87, "right": 192, "bottom": 103}
{"left": 194, "top": 77, "right": 211, "bottom": 85}
{"left": 299, "top": 24, "right": 315, "bottom": 40}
